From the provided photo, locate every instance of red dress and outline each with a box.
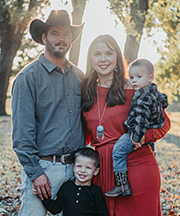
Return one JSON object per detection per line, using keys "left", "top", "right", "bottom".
{"left": 83, "top": 87, "right": 171, "bottom": 216}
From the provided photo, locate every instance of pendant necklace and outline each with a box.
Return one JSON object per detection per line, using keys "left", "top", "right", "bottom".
{"left": 96, "top": 87, "right": 107, "bottom": 140}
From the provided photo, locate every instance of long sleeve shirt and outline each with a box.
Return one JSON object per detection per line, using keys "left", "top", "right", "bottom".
{"left": 124, "top": 83, "right": 168, "bottom": 143}
{"left": 12, "top": 54, "right": 86, "bottom": 181}
{"left": 42, "top": 181, "right": 109, "bottom": 216}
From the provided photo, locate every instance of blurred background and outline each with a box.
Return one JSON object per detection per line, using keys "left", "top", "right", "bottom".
{"left": 0, "top": 0, "right": 180, "bottom": 215}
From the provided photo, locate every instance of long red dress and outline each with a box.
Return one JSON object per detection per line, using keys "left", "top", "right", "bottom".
{"left": 83, "top": 87, "right": 171, "bottom": 216}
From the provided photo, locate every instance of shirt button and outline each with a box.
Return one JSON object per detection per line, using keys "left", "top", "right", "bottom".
{"left": 66, "top": 93, "right": 69, "bottom": 96}
{"left": 79, "top": 187, "right": 81, "bottom": 190}
{"left": 77, "top": 193, "right": 80, "bottom": 196}
{"left": 69, "top": 110, "right": 72, "bottom": 113}
{"left": 76, "top": 200, "right": 79, "bottom": 203}
{"left": 56, "top": 67, "right": 61, "bottom": 72}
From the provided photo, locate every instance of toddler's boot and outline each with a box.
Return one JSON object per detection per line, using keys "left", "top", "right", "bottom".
{"left": 105, "top": 171, "right": 132, "bottom": 197}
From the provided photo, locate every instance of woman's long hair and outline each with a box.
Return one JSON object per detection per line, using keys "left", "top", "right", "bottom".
{"left": 82, "top": 35, "right": 127, "bottom": 112}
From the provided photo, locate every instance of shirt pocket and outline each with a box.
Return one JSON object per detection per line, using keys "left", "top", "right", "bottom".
{"left": 74, "top": 86, "right": 81, "bottom": 96}
{"left": 74, "top": 86, "right": 81, "bottom": 110}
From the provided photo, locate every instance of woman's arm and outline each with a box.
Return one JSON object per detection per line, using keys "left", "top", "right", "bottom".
{"left": 145, "top": 109, "right": 171, "bottom": 143}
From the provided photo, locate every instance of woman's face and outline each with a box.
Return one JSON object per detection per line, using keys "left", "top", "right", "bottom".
{"left": 91, "top": 41, "right": 117, "bottom": 82}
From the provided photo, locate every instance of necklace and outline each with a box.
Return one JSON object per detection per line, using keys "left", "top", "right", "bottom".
{"left": 96, "top": 87, "right": 107, "bottom": 140}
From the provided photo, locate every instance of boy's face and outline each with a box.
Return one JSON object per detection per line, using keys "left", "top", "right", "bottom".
{"left": 129, "top": 66, "right": 154, "bottom": 90}
{"left": 73, "top": 156, "right": 99, "bottom": 186}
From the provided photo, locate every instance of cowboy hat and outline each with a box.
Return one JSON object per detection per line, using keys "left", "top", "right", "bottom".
{"left": 30, "top": 10, "right": 84, "bottom": 45}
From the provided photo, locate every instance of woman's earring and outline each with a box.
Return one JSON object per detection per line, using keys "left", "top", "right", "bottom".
{"left": 114, "top": 65, "right": 118, "bottom": 72}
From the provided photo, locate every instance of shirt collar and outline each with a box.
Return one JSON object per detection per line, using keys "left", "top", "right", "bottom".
{"left": 38, "top": 54, "right": 72, "bottom": 73}
{"left": 134, "top": 83, "right": 157, "bottom": 97}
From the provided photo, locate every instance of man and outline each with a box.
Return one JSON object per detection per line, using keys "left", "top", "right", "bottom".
{"left": 12, "top": 10, "right": 85, "bottom": 215}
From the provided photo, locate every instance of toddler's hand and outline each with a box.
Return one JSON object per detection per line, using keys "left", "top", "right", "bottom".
{"left": 140, "top": 135, "right": 145, "bottom": 145}
{"left": 130, "top": 132, "right": 141, "bottom": 150}
{"left": 32, "top": 185, "right": 38, "bottom": 195}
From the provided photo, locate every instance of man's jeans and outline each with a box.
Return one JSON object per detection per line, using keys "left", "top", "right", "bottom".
{"left": 113, "top": 133, "right": 134, "bottom": 172}
{"left": 19, "top": 159, "right": 74, "bottom": 216}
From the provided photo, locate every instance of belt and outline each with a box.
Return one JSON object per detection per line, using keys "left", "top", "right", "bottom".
{"left": 39, "top": 154, "right": 74, "bottom": 164}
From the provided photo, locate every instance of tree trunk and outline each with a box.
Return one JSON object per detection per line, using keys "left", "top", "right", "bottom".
{"left": 108, "top": 0, "right": 148, "bottom": 64}
{"left": 0, "top": 23, "right": 23, "bottom": 115}
{"left": 0, "top": 0, "right": 41, "bottom": 115}
{"left": 124, "top": 0, "right": 149, "bottom": 63}
{"left": 124, "top": 35, "right": 140, "bottom": 64}
{"left": 69, "top": 0, "right": 87, "bottom": 66}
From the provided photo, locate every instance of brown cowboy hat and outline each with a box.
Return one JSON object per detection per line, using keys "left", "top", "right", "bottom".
{"left": 30, "top": 10, "right": 84, "bottom": 45}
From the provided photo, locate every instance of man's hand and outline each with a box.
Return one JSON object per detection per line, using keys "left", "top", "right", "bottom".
{"left": 32, "top": 174, "right": 52, "bottom": 200}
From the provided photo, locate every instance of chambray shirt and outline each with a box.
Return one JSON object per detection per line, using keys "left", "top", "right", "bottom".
{"left": 124, "top": 83, "right": 168, "bottom": 143}
{"left": 12, "top": 54, "right": 86, "bottom": 181}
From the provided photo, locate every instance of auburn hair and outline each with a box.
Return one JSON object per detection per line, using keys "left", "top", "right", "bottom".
{"left": 82, "top": 34, "right": 127, "bottom": 112}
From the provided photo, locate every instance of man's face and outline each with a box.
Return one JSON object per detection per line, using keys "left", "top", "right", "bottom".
{"left": 42, "top": 25, "right": 73, "bottom": 59}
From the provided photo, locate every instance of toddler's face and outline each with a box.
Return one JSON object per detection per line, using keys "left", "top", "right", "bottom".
{"left": 129, "top": 66, "right": 153, "bottom": 90}
{"left": 73, "top": 156, "right": 99, "bottom": 186}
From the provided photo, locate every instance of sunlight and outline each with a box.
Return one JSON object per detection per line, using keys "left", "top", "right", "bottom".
{"left": 78, "top": 0, "right": 126, "bottom": 71}
{"left": 17, "top": 0, "right": 164, "bottom": 73}
{"left": 45, "top": 0, "right": 126, "bottom": 71}
{"left": 47, "top": 0, "right": 162, "bottom": 72}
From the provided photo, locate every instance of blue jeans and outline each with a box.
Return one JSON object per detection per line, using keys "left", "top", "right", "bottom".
{"left": 113, "top": 133, "right": 134, "bottom": 172}
{"left": 19, "top": 159, "right": 74, "bottom": 216}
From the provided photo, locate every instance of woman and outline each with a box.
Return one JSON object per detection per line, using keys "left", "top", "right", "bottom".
{"left": 81, "top": 35, "right": 171, "bottom": 216}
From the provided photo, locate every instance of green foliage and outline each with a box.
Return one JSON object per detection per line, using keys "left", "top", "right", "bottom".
{"left": 108, "top": 0, "right": 180, "bottom": 101}
{"left": 149, "top": 0, "right": 180, "bottom": 101}
{"left": 155, "top": 40, "right": 180, "bottom": 102}
{"left": 0, "top": 0, "right": 50, "bottom": 25}
{"left": 107, "top": 0, "right": 148, "bottom": 43}
{"left": 0, "top": 0, "right": 50, "bottom": 76}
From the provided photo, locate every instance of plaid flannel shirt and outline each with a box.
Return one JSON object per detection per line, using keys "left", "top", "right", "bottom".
{"left": 124, "top": 83, "right": 168, "bottom": 143}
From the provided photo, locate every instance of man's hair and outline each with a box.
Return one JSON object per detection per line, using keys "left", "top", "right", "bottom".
{"left": 129, "top": 58, "right": 154, "bottom": 74}
{"left": 73, "top": 147, "right": 100, "bottom": 168}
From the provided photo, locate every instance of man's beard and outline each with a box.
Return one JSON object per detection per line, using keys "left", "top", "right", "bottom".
{"left": 46, "top": 38, "right": 70, "bottom": 59}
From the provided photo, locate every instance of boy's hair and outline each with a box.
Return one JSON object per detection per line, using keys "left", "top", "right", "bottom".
{"left": 73, "top": 147, "right": 100, "bottom": 168}
{"left": 129, "top": 58, "right": 154, "bottom": 74}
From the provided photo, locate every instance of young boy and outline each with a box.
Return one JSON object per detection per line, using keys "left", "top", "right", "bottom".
{"left": 39, "top": 147, "right": 109, "bottom": 215}
{"left": 105, "top": 59, "right": 168, "bottom": 197}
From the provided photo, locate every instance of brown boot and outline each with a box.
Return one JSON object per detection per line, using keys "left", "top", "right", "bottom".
{"left": 105, "top": 171, "right": 132, "bottom": 197}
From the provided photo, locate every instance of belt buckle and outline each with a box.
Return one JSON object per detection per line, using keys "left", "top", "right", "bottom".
{"left": 61, "top": 154, "right": 71, "bottom": 164}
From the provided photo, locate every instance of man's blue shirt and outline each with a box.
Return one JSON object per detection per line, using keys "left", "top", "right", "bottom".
{"left": 12, "top": 54, "right": 86, "bottom": 181}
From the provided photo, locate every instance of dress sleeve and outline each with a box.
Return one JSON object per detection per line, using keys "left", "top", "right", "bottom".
{"left": 145, "top": 109, "right": 171, "bottom": 143}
